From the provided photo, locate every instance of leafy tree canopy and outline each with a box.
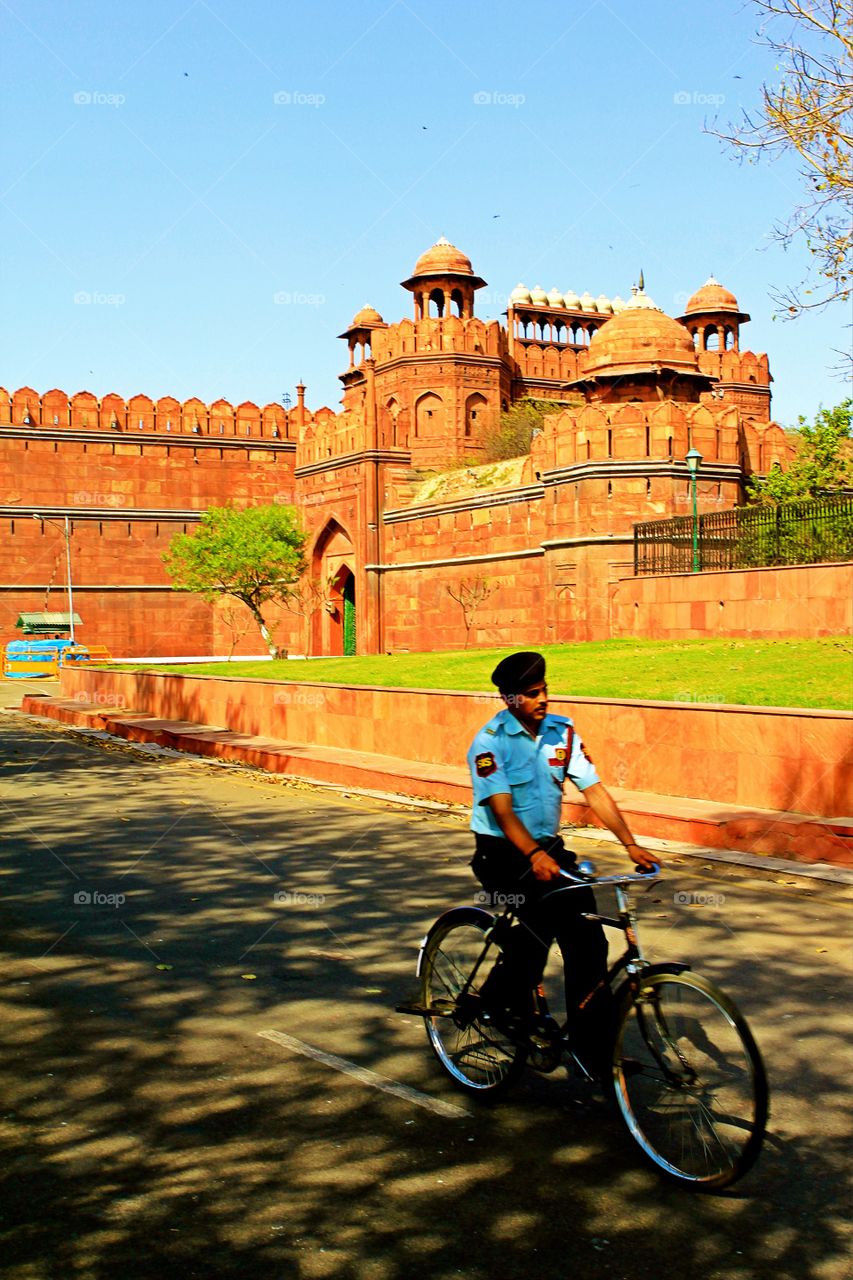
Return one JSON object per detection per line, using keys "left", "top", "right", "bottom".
{"left": 749, "top": 398, "right": 853, "bottom": 502}
{"left": 163, "top": 503, "right": 308, "bottom": 656}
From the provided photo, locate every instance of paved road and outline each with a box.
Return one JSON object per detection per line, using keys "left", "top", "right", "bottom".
{"left": 1, "top": 688, "right": 851, "bottom": 1280}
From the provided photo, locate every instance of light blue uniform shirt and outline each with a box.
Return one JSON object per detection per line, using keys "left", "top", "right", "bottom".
{"left": 468, "top": 709, "right": 600, "bottom": 840}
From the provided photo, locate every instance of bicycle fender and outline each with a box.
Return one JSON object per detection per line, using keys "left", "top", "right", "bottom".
{"left": 612, "top": 961, "right": 691, "bottom": 1003}
{"left": 415, "top": 906, "right": 495, "bottom": 978}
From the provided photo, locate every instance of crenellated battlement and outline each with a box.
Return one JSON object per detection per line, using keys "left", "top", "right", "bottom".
{"left": 294, "top": 407, "right": 359, "bottom": 469}
{"left": 696, "top": 349, "right": 770, "bottom": 384}
{"left": 368, "top": 314, "right": 509, "bottom": 366}
{"left": 0, "top": 386, "right": 318, "bottom": 440}
{"left": 532, "top": 398, "right": 793, "bottom": 477}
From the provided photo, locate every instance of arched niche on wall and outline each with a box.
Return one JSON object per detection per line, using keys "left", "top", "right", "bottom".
{"left": 465, "top": 391, "right": 488, "bottom": 438}
{"left": 414, "top": 391, "right": 444, "bottom": 439}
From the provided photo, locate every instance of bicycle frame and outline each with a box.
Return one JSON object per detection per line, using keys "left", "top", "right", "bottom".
{"left": 414, "top": 865, "right": 675, "bottom": 1036}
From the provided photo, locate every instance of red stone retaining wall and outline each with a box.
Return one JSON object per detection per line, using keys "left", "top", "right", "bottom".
{"left": 57, "top": 665, "right": 852, "bottom": 820}
{"left": 612, "top": 561, "right": 853, "bottom": 639}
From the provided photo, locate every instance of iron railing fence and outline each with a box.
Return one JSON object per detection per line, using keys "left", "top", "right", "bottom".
{"left": 634, "top": 493, "right": 853, "bottom": 575}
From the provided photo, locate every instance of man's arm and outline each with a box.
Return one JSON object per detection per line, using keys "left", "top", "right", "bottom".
{"left": 581, "top": 782, "right": 660, "bottom": 870}
{"left": 486, "top": 793, "right": 562, "bottom": 881}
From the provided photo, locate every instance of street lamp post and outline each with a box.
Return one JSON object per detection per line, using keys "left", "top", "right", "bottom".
{"left": 685, "top": 447, "right": 703, "bottom": 573}
{"left": 33, "top": 514, "right": 75, "bottom": 642}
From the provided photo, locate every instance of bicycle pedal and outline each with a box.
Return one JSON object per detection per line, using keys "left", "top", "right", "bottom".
{"left": 528, "top": 1037, "right": 562, "bottom": 1074}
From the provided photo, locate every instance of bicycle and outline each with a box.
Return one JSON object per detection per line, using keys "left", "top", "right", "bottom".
{"left": 397, "top": 859, "right": 768, "bottom": 1192}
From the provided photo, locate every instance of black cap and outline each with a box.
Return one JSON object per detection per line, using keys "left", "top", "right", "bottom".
{"left": 491, "top": 651, "right": 546, "bottom": 694}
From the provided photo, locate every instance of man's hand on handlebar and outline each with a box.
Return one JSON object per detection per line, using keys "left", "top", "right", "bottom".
{"left": 625, "top": 842, "right": 661, "bottom": 872}
{"left": 530, "top": 848, "right": 562, "bottom": 881}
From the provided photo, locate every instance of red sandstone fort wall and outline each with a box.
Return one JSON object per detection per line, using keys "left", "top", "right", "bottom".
{"left": 1, "top": 504, "right": 301, "bottom": 659}
{"left": 0, "top": 585, "right": 214, "bottom": 657}
{"left": 0, "top": 436, "right": 295, "bottom": 512}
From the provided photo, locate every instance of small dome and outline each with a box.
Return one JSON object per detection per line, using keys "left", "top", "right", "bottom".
{"left": 530, "top": 284, "right": 549, "bottom": 306}
{"left": 350, "top": 304, "right": 384, "bottom": 327}
{"left": 610, "top": 294, "right": 626, "bottom": 313}
{"left": 411, "top": 236, "right": 475, "bottom": 278}
{"left": 563, "top": 289, "right": 581, "bottom": 309}
{"left": 683, "top": 276, "right": 742, "bottom": 315}
{"left": 547, "top": 287, "right": 566, "bottom": 308}
{"left": 579, "top": 291, "right": 597, "bottom": 311}
{"left": 595, "top": 294, "right": 613, "bottom": 313}
{"left": 510, "top": 282, "right": 532, "bottom": 304}
{"left": 623, "top": 287, "right": 660, "bottom": 311}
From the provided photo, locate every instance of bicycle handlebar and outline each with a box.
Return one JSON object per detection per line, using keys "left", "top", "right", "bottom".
{"left": 557, "top": 864, "right": 661, "bottom": 888}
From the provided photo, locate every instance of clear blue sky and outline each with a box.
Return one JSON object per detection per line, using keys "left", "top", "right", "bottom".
{"left": 1, "top": 0, "right": 846, "bottom": 429}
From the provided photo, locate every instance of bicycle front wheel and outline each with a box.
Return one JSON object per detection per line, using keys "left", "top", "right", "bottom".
{"left": 421, "top": 909, "right": 526, "bottom": 1097}
{"left": 613, "top": 969, "right": 768, "bottom": 1190}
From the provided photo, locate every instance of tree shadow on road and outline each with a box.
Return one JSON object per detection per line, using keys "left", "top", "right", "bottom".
{"left": 1, "top": 720, "right": 851, "bottom": 1279}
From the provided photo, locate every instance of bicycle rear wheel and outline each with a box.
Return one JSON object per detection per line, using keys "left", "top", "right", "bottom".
{"left": 613, "top": 969, "right": 768, "bottom": 1190}
{"left": 420, "top": 909, "right": 526, "bottom": 1097}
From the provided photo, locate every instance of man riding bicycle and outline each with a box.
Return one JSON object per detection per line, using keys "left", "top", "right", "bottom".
{"left": 468, "top": 651, "right": 659, "bottom": 1080}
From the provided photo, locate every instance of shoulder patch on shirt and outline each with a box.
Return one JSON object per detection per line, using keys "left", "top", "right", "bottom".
{"left": 475, "top": 751, "right": 497, "bottom": 777}
{"left": 548, "top": 747, "right": 567, "bottom": 767}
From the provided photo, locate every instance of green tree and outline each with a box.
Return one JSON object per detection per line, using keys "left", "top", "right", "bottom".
{"left": 163, "top": 504, "right": 308, "bottom": 658}
{"left": 749, "top": 398, "right": 852, "bottom": 502}
{"left": 709, "top": 1, "right": 853, "bottom": 319}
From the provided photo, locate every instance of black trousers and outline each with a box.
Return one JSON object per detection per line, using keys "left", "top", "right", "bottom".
{"left": 471, "top": 833, "right": 614, "bottom": 1071}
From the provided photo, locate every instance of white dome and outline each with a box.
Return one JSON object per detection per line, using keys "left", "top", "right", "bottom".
{"left": 530, "top": 284, "right": 549, "bottom": 306}
{"left": 563, "top": 289, "right": 581, "bottom": 309}
{"left": 610, "top": 294, "right": 626, "bottom": 313}
{"left": 510, "top": 282, "right": 532, "bottom": 304}
{"left": 579, "top": 291, "right": 597, "bottom": 311}
{"left": 595, "top": 294, "right": 613, "bottom": 313}
{"left": 623, "top": 286, "right": 662, "bottom": 312}
{"left": 547, "top": 287, "right": 565, "bottom": 308}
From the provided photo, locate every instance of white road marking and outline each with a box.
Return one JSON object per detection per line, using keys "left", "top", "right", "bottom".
{"left": 258, "top": 1029, "right": 472, "bottom": 1119}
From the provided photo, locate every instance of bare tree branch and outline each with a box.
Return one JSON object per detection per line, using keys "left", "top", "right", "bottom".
{"left": 708, "top": 0, "right": 853, "bottom": 319}
{"left": 446, "top": 578, "right": 496, "bottom": 648}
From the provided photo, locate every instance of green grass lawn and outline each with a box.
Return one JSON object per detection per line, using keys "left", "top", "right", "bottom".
{"left": 112, "top": 636, "right": 853, "bottom": 711}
